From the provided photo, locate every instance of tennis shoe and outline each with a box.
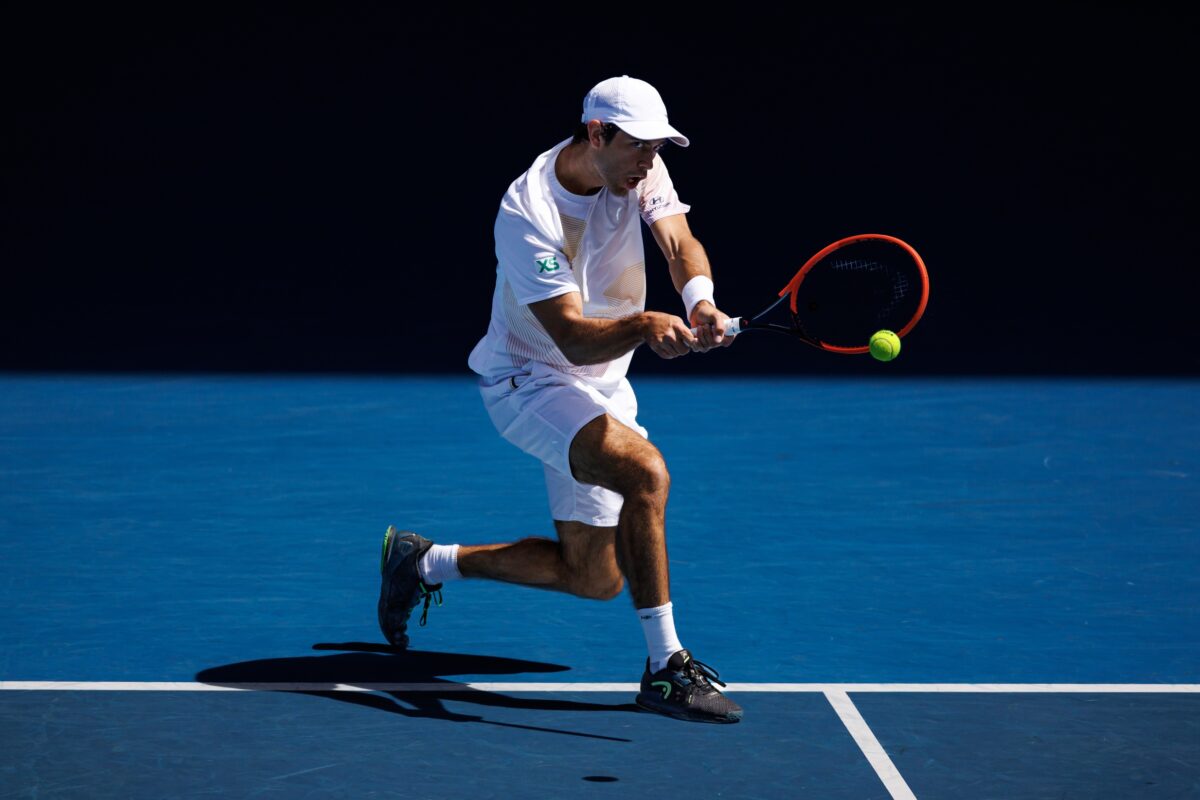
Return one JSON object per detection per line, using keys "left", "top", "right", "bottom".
{"left": 377, "top": 526, "right": 442, "bottom": 649}
{"left": 635, "top": 649, "right": 742, "bottom": 723}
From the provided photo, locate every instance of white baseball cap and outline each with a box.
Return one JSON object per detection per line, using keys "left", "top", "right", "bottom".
{"left": 581, "top": 75, "right": 690, "bottom": 148}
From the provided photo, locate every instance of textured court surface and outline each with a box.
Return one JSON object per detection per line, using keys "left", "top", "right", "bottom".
{"left": 1, "top": 375, "right": 1197, "bottom": 798}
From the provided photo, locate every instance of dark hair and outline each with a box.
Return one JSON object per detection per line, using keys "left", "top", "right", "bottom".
{"left": 571, "top": 121, "right": 621, "bottom": 145}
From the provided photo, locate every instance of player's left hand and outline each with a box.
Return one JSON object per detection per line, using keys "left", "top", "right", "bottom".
{"left": 689, "top": 301, "right": 736, "bottom": 352}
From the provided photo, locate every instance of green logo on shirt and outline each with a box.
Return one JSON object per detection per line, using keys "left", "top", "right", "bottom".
{"left": 536, "top": 256, "right": 561, "bottom": 273}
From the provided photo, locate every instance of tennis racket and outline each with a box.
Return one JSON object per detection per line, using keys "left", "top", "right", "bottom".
{"left": 693, "top": 233, "right": 929, "bottom": 354}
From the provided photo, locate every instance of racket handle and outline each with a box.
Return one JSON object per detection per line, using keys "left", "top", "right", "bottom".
{"left": 689, "top": 316, "right": 745, "bottom": 337}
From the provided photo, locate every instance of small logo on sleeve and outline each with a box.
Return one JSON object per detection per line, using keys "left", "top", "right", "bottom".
{"left": 536, "top": 256, "right": 561, "bottom": 273}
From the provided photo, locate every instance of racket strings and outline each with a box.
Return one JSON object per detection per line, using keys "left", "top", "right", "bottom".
{"left": 794, "top": 243, "right": 925, "bottom": 347}
{"left": 826, "top": 256, "right": 913, "bottom": 323}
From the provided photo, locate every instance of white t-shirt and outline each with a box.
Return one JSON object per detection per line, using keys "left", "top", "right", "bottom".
{"left": 467, "top": 138, "right": 691, "bottom": 390}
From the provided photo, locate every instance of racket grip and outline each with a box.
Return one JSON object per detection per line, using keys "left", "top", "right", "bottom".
{"left": 689, "top": 316, "right": 744, "bottom": 337}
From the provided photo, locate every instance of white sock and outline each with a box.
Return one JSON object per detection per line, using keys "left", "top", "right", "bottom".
{"left": 418, "top": 544, "right": 461, "bottom": 585}
{"left": 637, "top": 602, "right": 684, "bottom": 673}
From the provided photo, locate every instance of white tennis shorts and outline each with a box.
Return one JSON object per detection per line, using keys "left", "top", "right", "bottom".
{"left": 478, "top": 366, "right": 648, "bottom": 527}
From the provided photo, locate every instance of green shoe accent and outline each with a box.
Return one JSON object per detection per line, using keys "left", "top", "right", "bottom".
{"left": 381, "top": 525, "right": 397, "bottom": 574}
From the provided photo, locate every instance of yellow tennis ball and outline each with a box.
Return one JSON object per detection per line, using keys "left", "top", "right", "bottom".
{"left": 869, "top": 330, "right": 901, "bottom": 362}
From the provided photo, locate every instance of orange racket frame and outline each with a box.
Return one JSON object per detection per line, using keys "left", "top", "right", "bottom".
{"left": 776, "top": 233, "right": 930, "bottom": 354}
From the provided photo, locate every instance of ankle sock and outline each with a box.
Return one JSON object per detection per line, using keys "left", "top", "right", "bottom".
{"left": 637, "top": 601, "right": 684, "bottom": 673}
{"left": 418, "top": 544, "right": 461, "bottom": 585}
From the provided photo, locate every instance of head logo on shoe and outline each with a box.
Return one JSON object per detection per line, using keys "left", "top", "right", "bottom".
{"left": 652, "top": 680, "right": 672, "bottom": 699}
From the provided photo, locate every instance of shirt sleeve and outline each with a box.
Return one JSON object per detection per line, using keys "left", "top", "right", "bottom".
{"left": 638, "top": 155, "right": 691, "bottom": 226}
{"left": 493, "top": 211, "right": 580, "bottom": 306}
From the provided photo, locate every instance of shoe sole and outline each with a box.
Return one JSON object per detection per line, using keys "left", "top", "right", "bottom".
{"left": 634, "top": 693, "right": 743, "bottom": 724}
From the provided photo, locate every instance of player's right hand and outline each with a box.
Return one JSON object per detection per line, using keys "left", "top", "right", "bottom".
{"left": 641, "top": 311, "right": 696, "bottom": 359}
{"left": 689, "top": 301, "right": 736, "bottom": 352}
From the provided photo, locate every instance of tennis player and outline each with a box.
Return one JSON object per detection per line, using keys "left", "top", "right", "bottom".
{"left": 379, "top": 76, "right": 741, "bottom": 724}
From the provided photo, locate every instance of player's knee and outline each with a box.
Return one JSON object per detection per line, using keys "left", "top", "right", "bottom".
{"left": 576, "top": 572, "right": 624, "bottom": 601}
{"left": 564, "top": 557, "right": 624, "bottom": 600}
{"left": 596, "top": 572, "right": 625, "bottom": 600}
{"left": 620, "top": 451, "right": 670, "bottom": 501}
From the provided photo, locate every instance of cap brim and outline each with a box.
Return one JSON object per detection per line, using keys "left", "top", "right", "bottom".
{"left": 613, "top": 120, "right": 690, "bottom": 148}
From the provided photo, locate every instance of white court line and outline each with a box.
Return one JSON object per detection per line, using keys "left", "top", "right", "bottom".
{"left": 2, "top": 682, "right": 1198, "bottom": 692}
{"left": 825, "top": 689, "right": 916, "bottom": 800}
{"left": 728, "top": 683, "right": 1200, "bottom": 693}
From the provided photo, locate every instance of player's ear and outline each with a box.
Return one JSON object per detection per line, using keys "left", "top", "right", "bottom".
{"left": 586, "top": 120, "right": 605, "bottom": 146}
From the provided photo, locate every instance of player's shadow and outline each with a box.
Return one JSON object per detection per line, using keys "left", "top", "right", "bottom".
{"left": 196, "top": 642, "right": 641, "bottom": 742}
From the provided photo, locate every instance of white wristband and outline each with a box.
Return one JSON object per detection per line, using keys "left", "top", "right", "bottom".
{"left": 680, "top": 275, "right": 715, "bottom": 320}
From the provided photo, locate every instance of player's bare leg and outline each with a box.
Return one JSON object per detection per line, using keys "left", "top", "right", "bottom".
{"left": 455, "top": 413, "right": 662, "bottom": 603}
{"left": 564, "top": 414, "right": 672, "bottom": 609}
{"left": 456, "top": 522, "right": 623, "bottom": 600}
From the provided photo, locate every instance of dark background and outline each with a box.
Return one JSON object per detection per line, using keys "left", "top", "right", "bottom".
{"left": 3, "top": 4, "right": 1197, "bottom": 376}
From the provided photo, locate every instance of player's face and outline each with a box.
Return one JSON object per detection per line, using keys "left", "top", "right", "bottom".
{"left": 596, "top": 130, "right": 667, "bottom": 196}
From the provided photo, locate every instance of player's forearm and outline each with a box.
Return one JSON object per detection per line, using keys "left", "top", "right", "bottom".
{"left": 553, "top": 314, "right": 652, "bottom": 365}
{"left": 666, "top": 237, "right": 713, "bottom": 293}
{"left": 666, "top": 239, "right": 720, "bottom": 327}
{"left": 529, "top": 291, "right": 693, "bottom": 365}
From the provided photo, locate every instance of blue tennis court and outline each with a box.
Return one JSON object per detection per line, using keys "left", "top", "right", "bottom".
{"left": 1, "top": 374, "right": 1197, "bottom": 798}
